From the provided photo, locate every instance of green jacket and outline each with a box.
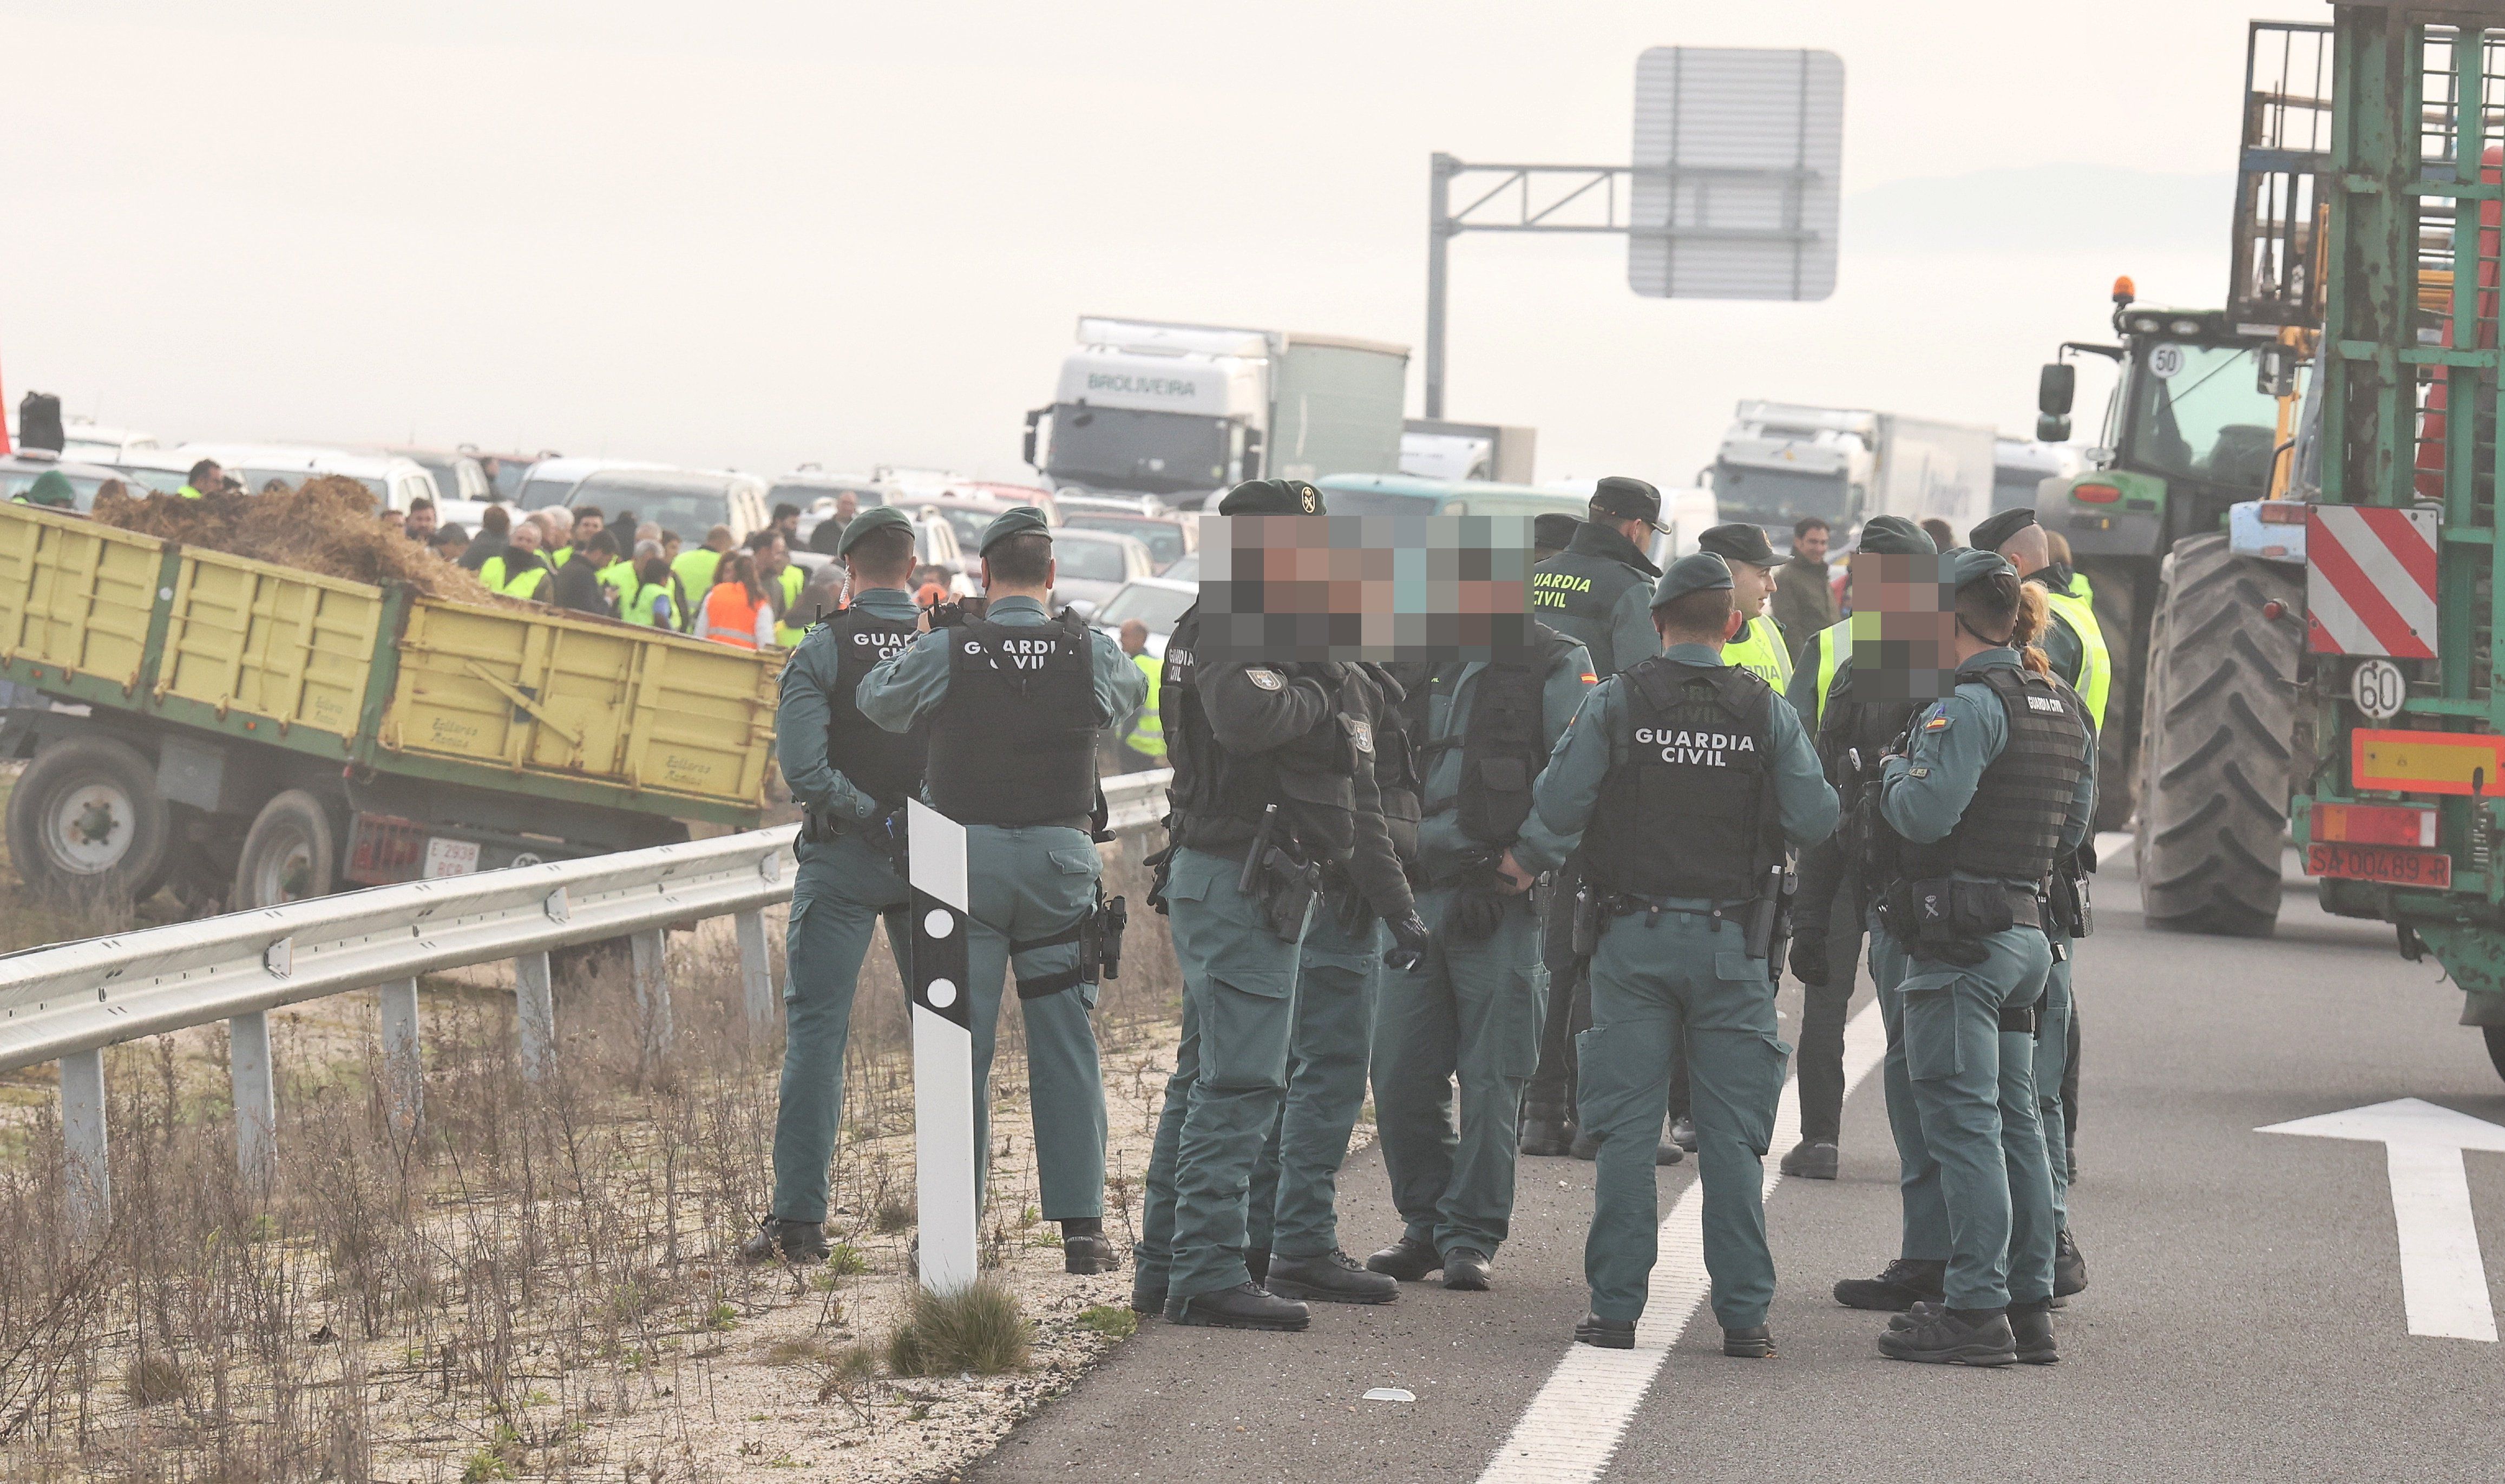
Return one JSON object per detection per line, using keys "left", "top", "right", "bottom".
{"left": 856, "top": 594, "right": 1147, "bottom": 740}
{"left": 1530, "top": 521, "right": 1661, "bottom": 679}
{"left": 1412, "top": 641, "right": 1595, "bottom": 879}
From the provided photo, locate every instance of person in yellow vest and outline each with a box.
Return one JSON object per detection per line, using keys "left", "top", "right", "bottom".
{"left": 621, "top": 553, "right": 680, "bottom": 629}
{"left": 1973, "top": 504, "right": 2104, "bottom": 1303}
{"left": 594, "top": 537, "right": 641, "bottom": 611}
{"left": 555, "top": 505, "right": 605, "bottom": 570}
{"left": 1113, "top": 618, "right": 1164, "bottom": 770}
{"left": 1698, "top": 522, "right": 1794, "bottom": 689}
{"left": 175, "top": 458, "right": 221, "bottom": 500}
{"left": 493, "top": 519, "right": 556, "bottom": 601}
{"left": 698, "top": 551, "right": 776, "bottom": 649}
{"left": 747, "top": 530, "right": 810, "bottom": 647}
{"left": 672, "top": 525, "right": 736, "bottom": 632}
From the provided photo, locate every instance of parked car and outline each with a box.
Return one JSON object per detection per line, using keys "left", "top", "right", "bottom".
{"left": 1159, "top": 551, "right": 1199, "bottom": 584}
{"left": 1088, "top": 575, "right": 1198, "bottom": 660}
{"left": 1046, "top": 528, "right": 1157, "bottom": 616}
{"left": 772, "top": 468, "right": 894, "bottom": 548}
{"left": 788, "top": 511, "right": 976, "bottom": 597}
{"left": 465, "top": 447, "right": 555, "bottom": 502}
{"left": 544, "top": 468, "right": 772, "bottom": 546}
{"left": 889, "top": 495, "right": 1035, "bottom": 557}
{"left": 379, "top": 446, "right": 495, "bottom": 505}
{"left": 1058, "top": 508, "right": 1196, "bottom": 572}
{"left": 512, "top": 456, "right": 670, "bottom": 513}
{"left": 168, "top": 444, "right": 442, "bottom": 509}
{"left": 56, "top": 418, "right": 160, "bottom": 463}
{"left": 0, "top": 450, "right": 137, "bottom": 510}
{"left": 877, "top": 468, "right": 1062, "bottom": 524}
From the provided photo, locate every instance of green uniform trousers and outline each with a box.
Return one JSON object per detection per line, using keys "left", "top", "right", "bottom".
{"left": 963, "top": 823, "right": 1109, "bottom": 1222}
{"left": 1372, "top": 884, "right": 1547, "bottom": 1259}
{"left": 1247, "top": 891, "right": 1381, "bottom": 1259}
{"left": 1871, "top": 920, "right": 2057, "bottom": 1310}
{"left": 1577, "top": 905, "right": 1789, "bottom": 1328}
{"left": 2039, "top": 934, "right": 2074, "bottom": 1230}
{"left": 1135, "top": 848, "right": 1310, "bottom": 1301}
{"left": 773, "top": 833, "right": 913, "bottom": 1224}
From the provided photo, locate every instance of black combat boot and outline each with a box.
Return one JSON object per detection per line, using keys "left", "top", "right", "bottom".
{"left": 1780, "top": 1140, "right": 1839, "bottom": 1180}
{"left": 1570, "top": 1127, "right": 1602, "bottom": 1160}
{"left": 1441, "top": 1249, "right": 1493, "bottom": 1291}
{"left": 2008, "top": 1299, "right": 2059, "bottom": 1364}
{"left": 1656, "top": 1138, "right": 1685, "bottom": 1166}
{"left": 1061, "top": 1219, "right": 1121, "bottom": 1275}
{"left": 1166, "top": 1282, "right": 1310, "bottom": 1332}
{"left": 1574, "top": 1312, "right": 1635, "bottom": 1349}
{"left": 1669, "top": 1114, "right": 1699, "bottom": 1153}
{"left": 1365, "top": 1236, "right": 1441, "bottom": 1282}
{"left": 2052, "top": 1230, "right": 2088, "bottom": 1297}
{"left": 737, "top": 1217, "right": 830, "bottom": 1265}
{"left": 1265, "top": 1249, "right": 1398, "bottom": 1305}
{"left": 1243, "top": 1246, "right": 1270, "bottom": 1284}
{"left": 1129, "top": 1271, "right": 1168, "bottom": 1316}
{"left": 1877, "top": 1306, "right": 2018, "bottom": 1365}
{"left": 1833, "top": 1258, "right": 1946, "bottom": 1311}
{"left": 1519, "top": 1114, "right": 1576, "bottom": 1157}
{"left": 1722, "top": 1325, "right": 1775, "bottom": 1358}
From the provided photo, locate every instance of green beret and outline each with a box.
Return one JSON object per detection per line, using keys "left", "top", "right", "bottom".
{"left": 975, "top": 503, "right": 1052, "bottom": 555}
{"left": 1855, "top": 514, "right": 1935, "bottom": 557}
{"left": 1651, "top": 550, "right": 1733, "bottom": 608}
{"left": 24, "top": 470, "right": 76, "bottom": 508}
{"left": 1947, "top": 547, "right": 2014, "bottom": 588}
{"left": 1216, "top": 478, "right": 1324, "bottom": 515}
{"left": 1697, "top": 522, "right": 1778, "bottom": 568}
{"left": 1968, "top": 507, "right": 2038, "bottom": 555}
{"left": 836, "top": 503, "right": 913, "bottom": 557}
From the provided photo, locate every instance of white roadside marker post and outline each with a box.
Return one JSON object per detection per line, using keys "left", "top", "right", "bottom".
{"left": 907, "top": 798, "right": 981, "bottom": 1293}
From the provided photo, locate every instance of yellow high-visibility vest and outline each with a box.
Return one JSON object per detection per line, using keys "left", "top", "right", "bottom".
{"left": 1723, "top": 614, "right": 1793, "bottom": 689}
{"left": 1122, "top": 651, "right": 1165, "bottom": 758}
{"left": 1811, "top": 618, "right": 1854, "bottom": 730}
{"left": 773, "top": 564, "right": 808, "bottom": 648}
{"left": 2041, "top": 586, "right": 2112, "bottom": 730}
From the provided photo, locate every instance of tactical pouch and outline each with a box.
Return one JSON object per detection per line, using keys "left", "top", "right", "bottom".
{"left": 2053, "top": 866, "right": 2092, "bottom": 938}
{"left": 1894, "top": 876, "right": 1995, "bottom": 968}
{"left": 1570, "top": 883, "right": 1604, "bottom": 958}
{"left": 1254, "top": 848, "right": 1321, "bottom": 943}
{"left": 1096, "top": 895, "right": 1127, "bottom": 981}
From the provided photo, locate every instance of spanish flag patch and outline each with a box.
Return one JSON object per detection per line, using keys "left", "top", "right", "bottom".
{"left": 1578, "top": 672, "right": 1597, "bottom": 685}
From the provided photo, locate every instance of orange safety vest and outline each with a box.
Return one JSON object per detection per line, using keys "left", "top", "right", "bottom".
{"left": 704, "top": 582, "right": 762, "bottom": 649}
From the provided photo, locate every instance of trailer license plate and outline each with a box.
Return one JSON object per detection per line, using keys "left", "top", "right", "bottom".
{"left": 423, "top": 837, "right": 481, "bottom": 878}
{"left": 2304, "top": 842, "right": 2451, "bottom": 888}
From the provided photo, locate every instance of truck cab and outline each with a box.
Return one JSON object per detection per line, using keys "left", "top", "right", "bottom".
{"left": 1709, "top": 402, "right": 1877, "bottom": 534}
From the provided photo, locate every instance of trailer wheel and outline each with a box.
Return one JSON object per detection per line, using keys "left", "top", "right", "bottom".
{"left": 2134, "top": 534, "right": 2302, "bottom": 936}
{"left": 4, "top": 739, "right": 173, "bottom": 905}
{"left": 232, "top": 790, "right": 343, "bottom": 909}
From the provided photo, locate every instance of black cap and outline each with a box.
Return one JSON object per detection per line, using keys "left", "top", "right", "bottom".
{"left": 1217, "top": 478, "right": 1324, "bottom": 515}
{"left": 1588, "top": 476, "right": 1663, "bottom": 530}
{"left": 1533, "top": 513, "right": 1579, "bottom": 551}
{"left": 1855, "top": 515, "right": 1935, "bottom": 557}
{"left": 1697, "top": 522, "right": 1778, "bottom": 568}
{"left": 1969, "top": 507, "right": 2039, "bottom": 555}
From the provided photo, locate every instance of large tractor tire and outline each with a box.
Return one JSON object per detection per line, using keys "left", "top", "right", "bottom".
{"left": 2134, "top": 534, "right": 2304, "bottom": 935}
{"left": 4, "top": 739, "right": 173, "bottom": 906}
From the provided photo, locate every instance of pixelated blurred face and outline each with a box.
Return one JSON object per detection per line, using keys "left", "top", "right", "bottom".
{"left": 1845, "top": 551, "right": 1958, "bottom": 705}
{"left": 1198, "top": 515, "right": 1534, "bottom": 662}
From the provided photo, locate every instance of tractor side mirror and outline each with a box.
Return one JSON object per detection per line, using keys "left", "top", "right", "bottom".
{"left": 2038, "top": 362, "right": 2076, "bottom": 418}
{"left": 2255, "top": 343, "right": 2298, "bottom": 398}
{"left": 2037, "top": 414, "right": 2073, "bottom": 443}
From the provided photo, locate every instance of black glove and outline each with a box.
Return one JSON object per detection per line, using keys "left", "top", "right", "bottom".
{"left": 1384, "top": 912, "right": 1430, "bottom": 971}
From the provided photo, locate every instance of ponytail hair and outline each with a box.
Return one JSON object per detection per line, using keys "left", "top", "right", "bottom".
{"left": 2015, "top": 582, "right": 2054, "bottom": 676}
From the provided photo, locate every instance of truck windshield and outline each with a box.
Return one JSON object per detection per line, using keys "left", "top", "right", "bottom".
{"left": 1048, "top": 406, "right": 1230, "bottom": 496}
{"left": 1712, "top": 465, "right": 1846, "bottom": 530}
{"left": 2122, "top": 342, "right": 2283, "bottom": 490}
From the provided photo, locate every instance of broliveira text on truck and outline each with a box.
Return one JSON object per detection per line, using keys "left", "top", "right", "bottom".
{"left": 1024, "top": 317, "right": 1408, "bottom": 505}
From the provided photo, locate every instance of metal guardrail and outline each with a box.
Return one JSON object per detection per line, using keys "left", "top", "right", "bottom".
{"left": 2, "top": 769, "right": 1172, "bottom": 1227}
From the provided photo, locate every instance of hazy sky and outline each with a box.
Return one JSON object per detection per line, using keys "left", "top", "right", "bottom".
{"left": 2, "top": 1, "right": 2276, "bottom": 489}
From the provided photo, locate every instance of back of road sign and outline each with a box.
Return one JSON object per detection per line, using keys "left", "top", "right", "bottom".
{"left": 1628, "top": 47, "right": 1844, "bottom": 303}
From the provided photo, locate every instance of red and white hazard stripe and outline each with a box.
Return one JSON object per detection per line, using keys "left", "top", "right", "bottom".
{"left": 2307, "top": 506, "right": 2438, "bottom": 659}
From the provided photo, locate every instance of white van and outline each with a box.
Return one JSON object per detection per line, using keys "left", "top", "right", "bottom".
{"left": 168, "top": 443, "right": 442, "bottom": 510}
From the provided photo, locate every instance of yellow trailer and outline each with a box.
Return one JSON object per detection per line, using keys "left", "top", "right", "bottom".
{"left": 0, "top": 502, "right": 782, "bottom": 908}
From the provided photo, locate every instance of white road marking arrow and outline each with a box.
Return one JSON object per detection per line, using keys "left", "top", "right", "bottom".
{"left": 2259, "top": 1097, "right": 2505, "bottom": 1342}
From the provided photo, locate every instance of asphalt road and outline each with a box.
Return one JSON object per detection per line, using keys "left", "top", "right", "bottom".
{"left": 972, "top": 842, "right": 2505, "bottom": 1483}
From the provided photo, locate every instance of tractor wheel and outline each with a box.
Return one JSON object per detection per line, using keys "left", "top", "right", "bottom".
{"left": 4, "top": 739, "right": 173, "bottom": 907}
{"left": 2134, "top": 534, "right": 2303, "bottom": 936}
{"left": 231, "top": 790, "right": 344, "bottom": 909}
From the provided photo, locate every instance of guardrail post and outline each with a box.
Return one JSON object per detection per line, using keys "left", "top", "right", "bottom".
{"left": 379, "top": 977, "right": 422, "bottom": 1135}
{"left": 514, "top": 952, "right": 555, "bottom": 1080}
{"left": 631, "top": 928, "right": 673, "bottom": 1061}
{"left": 734, "top": 909, "right": 775, "bottom": 1038}
{"left": 229, "top": 1010, "right": 277, "bottom": 1183}
{"left": 60, "top": 1048, "right": 109, "bottom": 1232}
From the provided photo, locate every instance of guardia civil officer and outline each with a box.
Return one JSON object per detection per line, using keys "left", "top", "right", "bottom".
{"left": 1364, "top": 617, "right": 1594, "bottom": 1292}
{"left": 1242, "top": 659, "right": 1421, "bottom": 1305}
{"left": 743, "top": 507, "right": 925, "bottom": 1264}
{"left": 1131, "top": 477, "right": 1428, "bottom": 1331}
{"left": 856, "top": 506, "right": 1145, "bottom": 1273}
{"left": 1848, "top": 548, "right": 2093, "bottom": 1367}
{"left": 1780, "top": 515, "right": 1937, "bottom": 1184}
{"left": 1522, "top": 477, "right": 1667, "bottom": 1160}
{"left": 1529, "top": 553, "right": 1838, "bottom": 1358}
{"left": 1973, "top": 506, "right": 2104, "bottom": 1299}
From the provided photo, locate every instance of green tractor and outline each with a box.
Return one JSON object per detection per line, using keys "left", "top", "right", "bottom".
{"left": 2031, "top": 21, "right": 2326, "bottom": 936}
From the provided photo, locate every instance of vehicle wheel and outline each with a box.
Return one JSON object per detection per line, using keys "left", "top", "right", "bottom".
{"left": 2135, "top": 534, "right": 2302, "bottom": 936}
{"left": 232, "top": 790, "right": 343, "bottom": 909}
{"left": 2076, "top": 556, "right": 2148, "bottom": 834}
{"left": 2486, "top": 1026, "right": 2505, "bottom": 1086}
{"left": 4, "top": 738, "right": 173, "bottom": 905}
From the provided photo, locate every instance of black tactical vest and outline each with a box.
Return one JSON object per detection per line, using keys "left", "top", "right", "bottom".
{"left": 1530, "top": 523, "right": 1660, "bottom": 679}
{"left": 1369, "top": 661, "right": 1426, "bottom": 867}
{"left": 924, "top": 614, "right": 1099, "bottom": 826}
{"left": 1900, "top": 665, "right": 2090, "bottom": 885}
{"left": 1584, "top": 656, "right": 1781, "bottom": 899}
{"left": 1435, "top": 626, "right": 1576, "bottom": 846}
{"left": 1817, "top": 658, "right": 1921, "bottom": 788}
{"left": 1163, "top": 606, "right": 1364, "bottom": 863}
{"left": 824, "top": 606, "right": 928, "bottom": 811}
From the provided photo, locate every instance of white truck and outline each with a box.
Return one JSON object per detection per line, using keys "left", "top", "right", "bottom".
{"left": 1024, "top": 317, "right": 1408, "bottom": 506}
{"left": 1707, "top": 400, "right": 1996, "bottom": 546}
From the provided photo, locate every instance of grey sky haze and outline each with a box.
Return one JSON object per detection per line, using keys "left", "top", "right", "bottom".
{"left": 2, "top": 1, "right": 2274, "bottom": 489}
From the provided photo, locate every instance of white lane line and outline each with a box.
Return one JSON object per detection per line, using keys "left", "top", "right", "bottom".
{"left": 1476, "top": 998, "right": 1890, "bottom": 1484}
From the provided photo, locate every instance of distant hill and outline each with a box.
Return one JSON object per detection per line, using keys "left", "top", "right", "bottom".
{"left": 1844, "top": 164, "right": 2237, "bottom": 255}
